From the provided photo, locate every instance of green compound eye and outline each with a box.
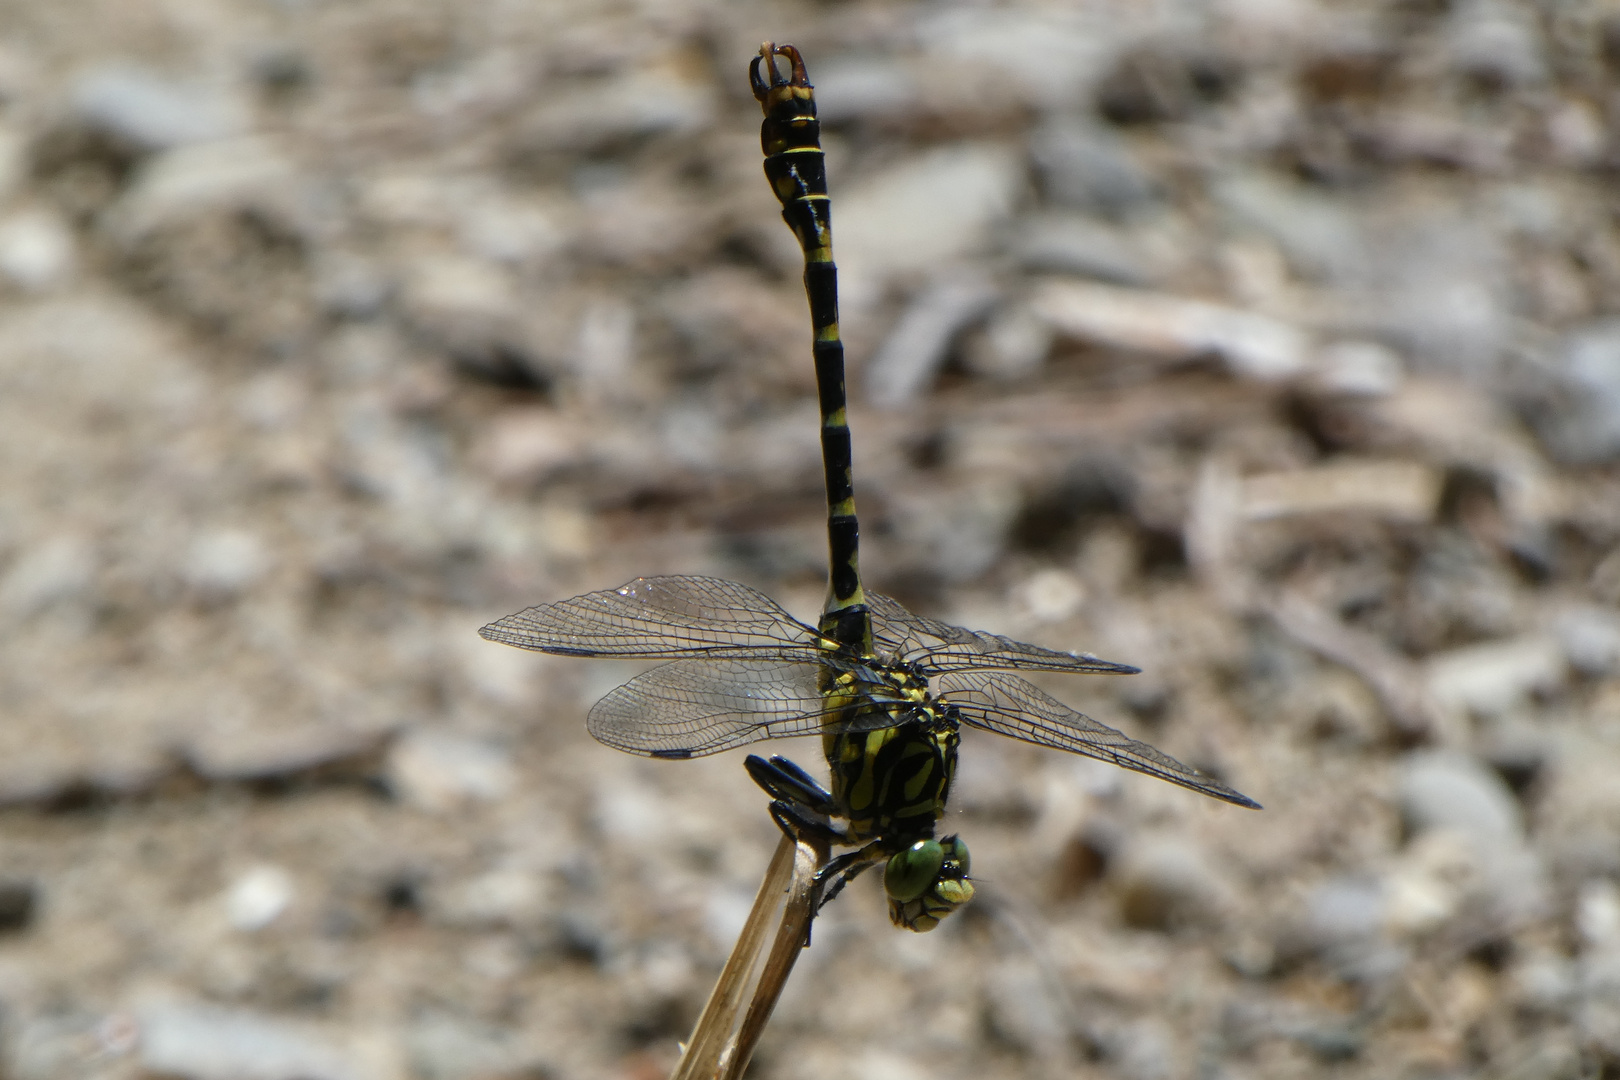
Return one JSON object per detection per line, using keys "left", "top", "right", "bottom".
{"left": 885, "top": 839, "right": 946, "bottom": 903}
{"left": 942, "top": 835, "right": 970, "bottom": 876}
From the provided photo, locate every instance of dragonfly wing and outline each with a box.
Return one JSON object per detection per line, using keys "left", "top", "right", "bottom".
{"left": 868, "top": 592, "right": 1139, "bottom": 675}
{"left": 939, "top": 670, "right": 1260, "bottom": 808}
{"left": 480, "top": 576, "right": 820, "bottom": 660}
{"left": 587, "top": 659, "right": 894, "bottom": 758}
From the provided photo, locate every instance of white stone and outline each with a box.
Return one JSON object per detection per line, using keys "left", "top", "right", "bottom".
{"left": 111, "top": 137, "right": 300, "bottom": 243}
{"left": 137, "top": 1003, "right": 362, "bottom": 1080}
{"left": 473, "top": 407, "right": 583, "bottom": 486}
{"left": 921, "top": 8, "right": 1117, "bottom": 109}
{"left": 1556, "top": 606, "right": 1620, "bottom": 677}
{"left": 836, "top": 143, "right": 1022, "bottom": 302}
{"left": 1112, "top": 835, "right": 1238, "bottom": 930}
{"left": 73, "top": 65, "right": 249, "bottom": 150}
{"left": 1300, "top": 876, "right": 1386, "bottom": 950}
{"left": 0, "top": 534, "right": 96, "bottom": 621}
{"left": 1384, "top": 828, "right": 1477, "bottom": 936}
{"left": 224, "top": 865, "right": 294, "bottom": 932}
{"left": 1312, "top": 341, "right": 1404, "bottom": 397}
{"left": 1031, "top": 279, "right": 1311, "bottom": 381}
{"left": 983, "top": 959, "right": 1074, "bottom": 1061}
{"left": 1213, "top": 171, "right": 1368, "bottom": 283}
{"left": 1578, "top": 879, "right": 1620, "bottom": 950}
{"left": 402, "top": 255, "right": 515, "bottom": 322}
{"left": 0, "top": 210, "right": 74, "bottom": 290}
{"left": 962, "top": 304, "right": 1053, "bottom": 381}
{"left": 865, "top": 273, "right": 998, "bottom": 408}
{"left": 1397, "top": 751, "right": 1523, "bottom": 843}
{"left": 519, "top": 59, "right": 717, "bottom": 150}
{"left": 456, "top": 623, "right": 540, "bottom": 705}
{"left": 1425, "top": 635, "right": 1565, "bottom": 716}
{"left": 1242, "top": 460, "right": 1441, "bottom": 523}
{"left": 386, "top": 730, "right": 515, "bottom": 812}
{"left": 702, "top": 885, "right": 755, "bottom": 952}
{"left": 432, "top": 867, "right": 546, "bottom": 928}
{"left": 183, "top": 529, "right": 270, "bottom": 597}
{"left": 1013, "top": 568, "right": 1088, "bottom": 623}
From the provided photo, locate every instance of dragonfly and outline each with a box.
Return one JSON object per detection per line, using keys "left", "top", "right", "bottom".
{"left": 480, "top": 574, "right": 1259, "bottom": 929}
{"left": 480, "top": 44, "right": 1258, "bottom": 935}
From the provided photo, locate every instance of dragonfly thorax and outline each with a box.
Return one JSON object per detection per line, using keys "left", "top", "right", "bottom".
{"left": 825, "top": 691, "right": 959, "bottom": 848}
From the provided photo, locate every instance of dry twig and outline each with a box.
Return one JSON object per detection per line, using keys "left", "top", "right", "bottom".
{"left": 670, "top": 833, "right": 828, "bottom": 1080}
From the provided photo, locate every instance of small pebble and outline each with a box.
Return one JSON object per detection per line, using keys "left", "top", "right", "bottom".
{"left": 405, "top": 1014, "right": 535, "bottom": 1080}
{"left": 1298, "top": 876, "right": 1385, "bottom": 954}
{"left": 961, "top": 304, "right": 1053, "bottom": 381}
{"left": 1424, "top": 636, "right": 1565, "bottom": 718}
{"left": 865, "top": 273, "right": 997, "bottom": 409}
{"left": 430, "top": 867, "right": 547, "bottom": 929}
{"left": 0, "top": 210, "right": 74, "bottom": 290}
{"left": 835, "top": 143, "right": 1022, "bottom": 303}
{"left": 1310, "top": 340, "right": 1404, "bottom": 397}
{"left": 1031, "top": 279, "right": 1311, "bottom": 381}
{"left": 1555, "top": 605, "right": 1620, "bottom": 677}
{"left": 1397, "top": 751, "right": 1523, "bottom": 844}
{"left": 224, "top": 865, "right": 294, "bottom": 932}
{"left": 0, "top": 535, "right": 96, "bottom": 622}
{"left": 183, "top": 528, "right": 270, "bottom": 598}
{"left": 1012, "top": 568, "right": 1088, "bottom": 623}
{"left": 73, "top": 65, "right": 249, "bottom": 150}
{"left": 1577, "top": 879, "right": 1620, "bottom": 951}
{"left": 983, "top": 959, "right": 1073, "bottom": 1061}
{"left": 1112, "top": 835, "right": 1235, "bottom": 931}
{"left": 1029, "top": 118, "right": 1160, "bottom": 217}
{"left": 138, "top": 1003, "right": 360, "bottom": 1080}
{"left": 386, "top": 730, "right": 515, "bottom": 812}
{"left": 1007, "top": 213, "right": 1152, "bottom": 284}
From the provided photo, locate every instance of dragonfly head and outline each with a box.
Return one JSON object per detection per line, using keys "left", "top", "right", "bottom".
{"left": 883, "top": 835, "right": 973, "bottom": 932}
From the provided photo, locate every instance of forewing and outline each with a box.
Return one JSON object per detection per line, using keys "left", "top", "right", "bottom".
{"left": 939, "top": 670, "right": 1260, "bottom": 808}
{"left": 587, "top": 659, "right": 896, "bottom": 758}
{"left": 480, "top": 576, "right": 821, "bottom": 660}
{"left": 869, "top": 592, "right": 1139, "bottom": 675}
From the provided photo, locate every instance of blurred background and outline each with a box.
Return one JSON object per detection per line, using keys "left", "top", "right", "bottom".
{"left": 1, "top": 0, "right": 1619, "bottom": 1077}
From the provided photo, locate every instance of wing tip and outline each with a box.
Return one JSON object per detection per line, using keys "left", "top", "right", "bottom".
{"left": 478, "top": 621, "right": 600, "bottom": 657}
{"left": 1221, "top": 789, "right": 1263, "bottom": 810}
{"left": 1074, "top": 652, "right": 1140, "bottom": 674}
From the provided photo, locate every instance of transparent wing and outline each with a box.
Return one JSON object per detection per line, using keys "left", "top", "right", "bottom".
{"left": 939, "top": 670, "right": 1260, "bottom": 808}
{"left": 869, "top": 592, "right": 1140, "bottom": 676}
{"left": 480, "top": 576, "right": 823, "bottom": 660}
{"left": 587, "top": 659, "right": 911, "bottom": 758}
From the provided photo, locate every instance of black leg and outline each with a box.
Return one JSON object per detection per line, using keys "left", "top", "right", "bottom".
{"left": 816, "top": 857, "right": 875, "bottom": 910}
{"left": 769, "top": 801, "right": 843, "bottom": 846}
{"left": 745, "top": 753, "right": 836, "bottom": 814}
{"left": 766, "top": 755, "right": 831, "bottom": 801}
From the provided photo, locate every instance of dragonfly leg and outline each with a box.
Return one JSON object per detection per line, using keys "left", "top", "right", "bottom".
{"left": 781, "top": 845, "right": 882, "bottom": 949}
{"left": 767, "top": 800, "right": 844, "bottom": 847}
{"left": 745, "top": 754, "right": 837, "bottom": 814}
{"left": 816, "top": 851, "right": 879, "bottom": 910}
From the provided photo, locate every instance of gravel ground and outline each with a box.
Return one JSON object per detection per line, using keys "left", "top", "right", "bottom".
{"left": 3, "top": 0, "right": 1620, "bottom": 1078}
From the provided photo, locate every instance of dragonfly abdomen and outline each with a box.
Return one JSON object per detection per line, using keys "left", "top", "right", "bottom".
{"left": 752, "top": 44, "right": 869, "bottom": 651}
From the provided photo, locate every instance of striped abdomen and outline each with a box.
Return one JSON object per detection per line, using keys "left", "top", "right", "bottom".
{"left": 752, "top": 43, "right": 869, "bottom": 655}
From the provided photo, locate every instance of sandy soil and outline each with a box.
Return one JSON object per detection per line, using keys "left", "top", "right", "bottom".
{"left": 1, "top": 1, "right": 1619, "bottom": 1078}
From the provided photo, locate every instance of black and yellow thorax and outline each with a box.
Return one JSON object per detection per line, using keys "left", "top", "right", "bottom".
{"left": 819, "top": 662, "right": 960, "bottom": 846}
